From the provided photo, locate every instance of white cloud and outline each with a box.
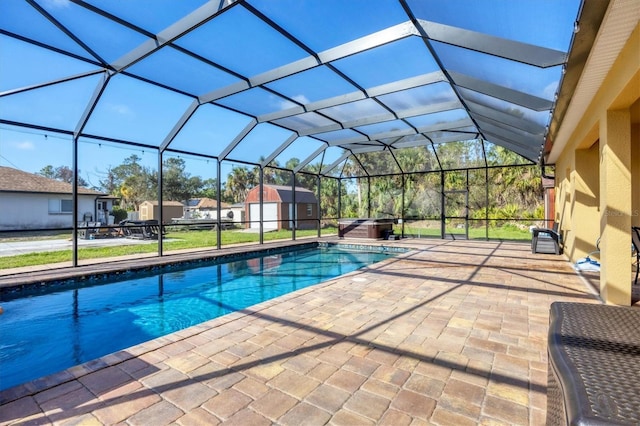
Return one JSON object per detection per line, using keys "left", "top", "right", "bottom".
{"left": 543, "top": 80, "right": 559, "bottom": 100}
{"left": 43, "top": 0, "right": 71, "bottom": 8}
{"left": 291, "top": 94, "right": 311, "bottom": 105}
{"left": 107, "top": 103, "right": 134, "bottom": 116}
{"left": 14, "top": 140, "right": 35, "bottom": 151}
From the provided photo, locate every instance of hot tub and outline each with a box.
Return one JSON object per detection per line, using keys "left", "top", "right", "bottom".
{"left": 338, "top": 218, "right": 395, "bottom": 239}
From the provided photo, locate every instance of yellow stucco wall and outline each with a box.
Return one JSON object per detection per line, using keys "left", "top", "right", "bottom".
{"left": 553, "top": 21, "right": 639, "bottom": 304}
{"left": 632, "top": 122, "right": 640, "bottom": 228}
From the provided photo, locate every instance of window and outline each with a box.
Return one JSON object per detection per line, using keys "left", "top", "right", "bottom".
{"left": 49, "top": 199, "right": 73, "bottom": 214}
{"left": 307, "top": 204, "right": 313, "bottom": 217}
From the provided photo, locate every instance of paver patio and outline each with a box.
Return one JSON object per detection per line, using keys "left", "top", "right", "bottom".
{"left": 0, "top": 239, "right": 610, "bottom": 425}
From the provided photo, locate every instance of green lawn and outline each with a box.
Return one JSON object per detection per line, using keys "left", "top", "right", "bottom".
{"left": 401, "top": 223, "right": 533, "bottom": 241}
{"left": 0, "top": 224, "right": 532, "bottom": 270}
{"left": 0, "top": 228, "right": 331, "bottom": 270}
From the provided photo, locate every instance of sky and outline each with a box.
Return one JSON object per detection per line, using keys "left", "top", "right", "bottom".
{"left": 0, "top": 0, "right": 582, "bottom": 185}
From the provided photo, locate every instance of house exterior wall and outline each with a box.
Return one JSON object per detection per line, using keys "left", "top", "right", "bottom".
{"left": 183, "top": 206, "right": 243, "bottom": 225}
{"left": 190, "top": 208, "right": 235, "bottom": 221}
{"left": 95, "top": 199, "right": 115, "bottom": 224}
{"left": 553, "top": 20, "right": 639, "bottom": 305}
{"left": 0, "top": 192, "right": 97, "bottom": 230}
{"left": 228, "top": 207, "right": 245, "bottom": 224}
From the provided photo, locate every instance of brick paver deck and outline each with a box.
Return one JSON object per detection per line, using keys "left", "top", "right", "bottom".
{"left": 0, "top": 239, "right": 602, "bottom": 425}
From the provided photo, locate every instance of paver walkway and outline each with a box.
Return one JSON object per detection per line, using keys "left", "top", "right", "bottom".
{"left": 0, "top": 239, "right": 601, "bottom": 425}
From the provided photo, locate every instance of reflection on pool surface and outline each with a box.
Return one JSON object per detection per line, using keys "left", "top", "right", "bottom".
{"left": 0, "top": 245, "right": 400, "bottom": 390}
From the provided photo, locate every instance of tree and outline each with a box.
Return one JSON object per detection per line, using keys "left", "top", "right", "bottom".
{"left": 97, "top": 155, "right": 212, "bottom": 210}
{"left": 160, "top": 157, "right": 203, "bottom": 202}
{"left": 196, "top": 178, "right": 219, "bottom": 199}
{"left": 100, "top": 155, "right": 153, "bottom": 210}
{"left": 224, "top": 166, "right": 257, "bottom": 203}
{"left": 38, "top": 165, "right": 89, "bottom": 187}
{"left": 38, "top": 165, "right": 55, "bottom": 179}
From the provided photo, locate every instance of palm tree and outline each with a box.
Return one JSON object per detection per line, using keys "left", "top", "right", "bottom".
{"left": 224, "top": 166, "right": 256, "bottom": 203}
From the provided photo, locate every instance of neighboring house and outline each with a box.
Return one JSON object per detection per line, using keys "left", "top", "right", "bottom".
{"left": 228, "top": 202, "right": 245, "bottom": 225}
{"left": 244, "top": 185, "right": 318, "bottom": 230}
{"left": 138, "top": 200, "right": 184, "bottom": 222}
{"left": 183, "top": 198, "right": 232, "bottom": 220}
{"left": 0, "top": 166, "right": 115, "bottom": 231}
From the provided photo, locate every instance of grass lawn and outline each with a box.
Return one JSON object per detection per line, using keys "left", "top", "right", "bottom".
{"left": 0, "top": 228, "right": 331, "bottom": 270}
{"left": 0, "top": 224, "right": 532, "bottom": 270}
{"left": 402, "top": 224, "right": 533, "bottom": 241}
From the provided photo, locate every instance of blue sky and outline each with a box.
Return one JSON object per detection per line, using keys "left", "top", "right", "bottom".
{"left": 0, "top": 0, "right": 581, "bottom": 183}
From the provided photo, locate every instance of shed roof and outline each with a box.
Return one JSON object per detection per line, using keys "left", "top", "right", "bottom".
{"left": 267, "top": 185, "right": 317, "bottom": 204}
{"left": 141, "top": 200, "right": 185, "bottom": 207}
{"left": 189, "top": 198, "right": 231, "bottom": 209}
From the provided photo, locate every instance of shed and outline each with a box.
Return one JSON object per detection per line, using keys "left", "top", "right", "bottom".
{"left": 139, "top": 200, "right": 184, "bottom": 223}
{"left": 244, "top": 185, "right": 318, "bottom": 230}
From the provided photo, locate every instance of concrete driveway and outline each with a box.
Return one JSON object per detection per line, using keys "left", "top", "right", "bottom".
{"left": 0, "top": 237, "right": 161, "bottom": 257}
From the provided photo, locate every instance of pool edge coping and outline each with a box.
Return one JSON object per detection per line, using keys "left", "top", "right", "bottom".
{"left": 0, "top": 240, "right": 418, "bottom": 403}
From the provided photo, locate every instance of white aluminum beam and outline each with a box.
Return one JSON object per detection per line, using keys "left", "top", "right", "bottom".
{"left": 449, "top": 71, "right": 553, "bottom": 111}
{"left": 218, "top": 119, "right": 257, "bottom": 161}
{"left": 261, "top": 133, "right": 297, "bottom": 167}
{"left": 418, "top": 20, "right": 566, "bottom": 68}
{"left": 466, "top": 100, "right": 545, "bottom": 135}
{"left": 110, "top": 0, "right": 237, "bottom": 72}
{"left": 294, "top": 145, "right": 328, "bottom": 174}
{"left": 160, "top": 100, "right": 201, "bottom": 152}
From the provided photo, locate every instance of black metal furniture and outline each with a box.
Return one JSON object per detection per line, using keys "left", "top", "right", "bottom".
{"left": 532, "top": 223, "right": 562, "bottom": 255}
{"left": 546, "top": 302, "right": 640, "bottom": 425}
{"left": 120, "top": 220, "right": 164, "bottom": 239}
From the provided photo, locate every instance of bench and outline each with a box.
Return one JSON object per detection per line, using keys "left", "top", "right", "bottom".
{"left": 546, "top": 302, "right": 640, "bottom": 425}
{"left": 120, "top": 220, "right": 165, "bottom": 240}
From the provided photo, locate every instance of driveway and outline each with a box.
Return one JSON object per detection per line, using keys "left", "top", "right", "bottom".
{"left": 0, "top": 237, "right": 161, "bottom": 257}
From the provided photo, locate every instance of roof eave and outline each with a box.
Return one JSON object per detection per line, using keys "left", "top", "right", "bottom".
{"left": 545, "top": 0, "right": 611, "bottom": 164}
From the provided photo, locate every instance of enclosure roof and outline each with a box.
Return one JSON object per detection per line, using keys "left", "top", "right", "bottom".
{"left": 1, "top": 0, "right": 602, "bottom": 176}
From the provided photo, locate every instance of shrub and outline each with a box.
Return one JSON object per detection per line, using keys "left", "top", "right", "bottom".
{"left": 111, "top": 206, "right": 128, "bottom": 223}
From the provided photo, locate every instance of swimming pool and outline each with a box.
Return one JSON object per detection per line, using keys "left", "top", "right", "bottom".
{"left": 0, "top": 244, "right": 400, "bottom": 391}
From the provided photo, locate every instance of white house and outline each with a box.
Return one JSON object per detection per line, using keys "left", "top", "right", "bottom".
{"left": 0, "top": 166, "right": 115, "bottom": 231}
{"left": 183, "top": 198, "right": 244, "bottom": 224}
{"left": 183, "top": 197, "right": 230, "bottom": 220}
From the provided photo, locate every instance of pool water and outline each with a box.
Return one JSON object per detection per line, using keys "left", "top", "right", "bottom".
{"left": 0, "top": 245, "right": 397, "bottom": 390}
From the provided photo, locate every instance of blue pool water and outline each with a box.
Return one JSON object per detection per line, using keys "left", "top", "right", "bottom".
{"left": 0, "top": 245, "right": 398, "bottom": 390}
